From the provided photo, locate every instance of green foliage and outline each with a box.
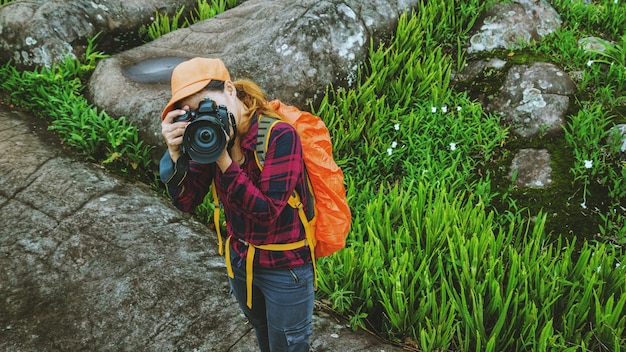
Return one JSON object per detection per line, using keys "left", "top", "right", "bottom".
{"left": 320, "top": 181, "right": 626, "bottom": 351}
{"left": 141, "top": 0, "right": 238, "bottom": 40}
{"left": 494, "top": 0, "right": 626, "bottom": 246}
{"left": 313, "top": 2, "right": 506, "bottom": 211}
{"left": 189, "top": 0, "right": 237, "bottom": 22}
{"left": 564, "top": 102, "right": 626, "bottom": 246}
{"left": 585, "top": 34, "right": 626, "bottom": 106}
{"left": 144, "top": 6, "right": 186, "bottom": 40}
{"left": 0, "top": 35, "right": 152, "bottom": 173}
{"left": 532, "top": 3, "right": 626, "bottom": 104}
{"left": 311, "top": 0, "right": 626, "bottom": 350}
{"left": 549, "top": 0, "right": 626, "bottom": 39}
{"left": 564, "top": 102, "right": 624, "bottom": 198}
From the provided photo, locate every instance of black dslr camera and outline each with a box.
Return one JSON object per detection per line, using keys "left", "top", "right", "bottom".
{"left": 173, "top": 98, "right": 235, "bottom": 164}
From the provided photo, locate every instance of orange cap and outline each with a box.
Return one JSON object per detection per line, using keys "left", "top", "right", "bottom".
{"left": 161, "top": 57, "right": 231, "bottom": 120}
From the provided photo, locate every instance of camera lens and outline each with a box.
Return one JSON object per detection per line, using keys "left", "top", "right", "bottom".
{"left": 182, "top": 118, "right": 226, "bottom": 164}
{"left": 198, "top": 129, "right": 215, "bottom": 144}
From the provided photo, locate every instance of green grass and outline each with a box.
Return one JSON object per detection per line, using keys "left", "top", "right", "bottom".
{"left": 139, "top": 0, "right": 238, "bottom": 40}
{"left": 0, "top": 35, "right": 153, "bottom": 179}
{"left": 311, "top": 0, "right": 626, "bottom": 350}
{"left": 0, "top": 0, "right": 625, "bottom": 350}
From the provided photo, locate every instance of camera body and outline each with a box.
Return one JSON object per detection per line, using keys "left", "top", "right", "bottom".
{"left": 174, "top": 98, "right": 232, "bottom": 164}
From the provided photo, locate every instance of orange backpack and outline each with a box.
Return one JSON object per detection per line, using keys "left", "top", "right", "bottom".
{"left": 265, "top": 99, "right": 351, "bottom": 257}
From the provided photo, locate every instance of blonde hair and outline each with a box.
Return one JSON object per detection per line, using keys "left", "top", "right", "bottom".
{"left": 234, "top": 79, "right": 281, "bottom": 132}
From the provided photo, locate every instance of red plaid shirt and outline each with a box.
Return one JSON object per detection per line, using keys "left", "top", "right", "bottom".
{"left": 161, "top": 116, "right": 311, "bottom": 269}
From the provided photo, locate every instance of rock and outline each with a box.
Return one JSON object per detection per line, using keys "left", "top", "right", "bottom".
{"left": 509, "top": 148, "right": 552, "bottom": 188}
{"left": 467, "top": 0, "right": 561, "bottom": 53}
{"left": 488, "top": 62, "right": 575, "bottom": 138}
{"left": 457, "top": 0, "right": 573, "bottom": 140}
{"left": 0, "top": 107, "right": 246, "bottom": 351}
{"left": 0, "top": 1, "right": 412, "bottom": 350}
{"left": 578, "top": 36, "right": 614, "bottom": 53}
{"left": 0, "top": 0, "right": 199, "bottom": 70}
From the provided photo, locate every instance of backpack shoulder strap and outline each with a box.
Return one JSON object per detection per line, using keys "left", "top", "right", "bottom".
{"left": 255, "top": 114, "right": 315, "bottom": 219}
{"left": 255, "top": 115, "right": 282, "bottom": 168}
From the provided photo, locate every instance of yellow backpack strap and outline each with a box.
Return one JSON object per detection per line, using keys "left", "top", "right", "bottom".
{"left": 211, "top": 179, "right": 224, "bottom": 256}
{"left": 245, "top": 245, "right": 256, "bottom": 308}
{"left": 254, "top": 115, "right": 282, "bottom": 168}
{"left": 225, "top": 236, "right": 234, "bottom": 278}
{"left": 288, "top": 191, "right": 318, "bottom": 290}
{"left": 241, "top": 239, "right": 310, "bottom": 309}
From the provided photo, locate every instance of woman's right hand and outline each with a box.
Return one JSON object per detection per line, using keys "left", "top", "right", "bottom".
{"left": 161, "top": 108, "right": 189, "bottom": 163}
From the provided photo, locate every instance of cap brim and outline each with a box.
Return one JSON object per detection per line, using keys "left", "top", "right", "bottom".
{"left": 160, "top": 79, "right": 211, "bottom": 120}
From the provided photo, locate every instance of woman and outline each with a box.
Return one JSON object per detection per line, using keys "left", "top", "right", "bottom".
{"left": 159, "top": 57, "right": 314, "bottom": 352}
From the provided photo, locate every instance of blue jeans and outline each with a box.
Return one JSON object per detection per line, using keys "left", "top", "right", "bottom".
{"left": 229, "top": 254, "right": 314, "bottom": 352}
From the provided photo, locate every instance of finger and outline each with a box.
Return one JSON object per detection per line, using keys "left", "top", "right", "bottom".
{"left": 163, "top": 110, "right": 177, "bottom": 123}
{"left": 223, "top": 128, "right": 231, "bottom": 145}
{"left": 168, "top": 136, "right": 183, "bottom": 147}
{"left": 164, "top": 108, "right": 187, "bottom": 123}
{"left": 162, "top": 117, "right": 187, "bottom": 136}
{"left": 165, "top": 127, "right": 186, "bottom": 142}
{"left": 163, "top": 131, "right": 183, "bottom": 145}
{"left": 162, "top": 124, "right": 184, "bottom": 145}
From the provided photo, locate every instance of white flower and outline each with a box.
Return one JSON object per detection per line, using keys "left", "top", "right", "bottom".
{"left": 616, "top": 262, "right": 621, "bottom": 268}
{"left": 387, "top": 148, "right": 393, "bottom": 156}
{"left": 450, "top": 142, "right": 457, "bottom": 151}
{"left": 587, "top": 60, "right": 594, "bottom": 67}
{"left": 391, "top": 141, "right": 398, "bottom": 148}
{"left": 457, "top": 106, "right": 462, "bottom": 111}
{"left": 441, "top": 106, "right": 448, "bottom": 113}
{"left": 394, "top": 123, "right": 400, "bottom": 131}
{"left": 431, "top": 106, "right": 437, "bottom": 113}
{"left": 584, "top": 160, "right": 593, "bottom": 168}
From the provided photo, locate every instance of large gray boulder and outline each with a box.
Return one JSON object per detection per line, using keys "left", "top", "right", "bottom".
{"left": 86, "top": 0, "right": 418, "bottom": 160}
{"left": 0, "top": 0, "right": 198, "bottom": 69}
{"left": 0, "top": 108, "right": 246, "bottom": 351}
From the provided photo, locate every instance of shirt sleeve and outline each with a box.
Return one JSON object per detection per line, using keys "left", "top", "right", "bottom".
{"left": 220, "top": 123, "right": 303, "bottom": 226}
{"left": 159, "top": 151, "right": 175, "bottom": 183}
{"left": 159, "top": 150, "right": 215, "bottom": 213}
